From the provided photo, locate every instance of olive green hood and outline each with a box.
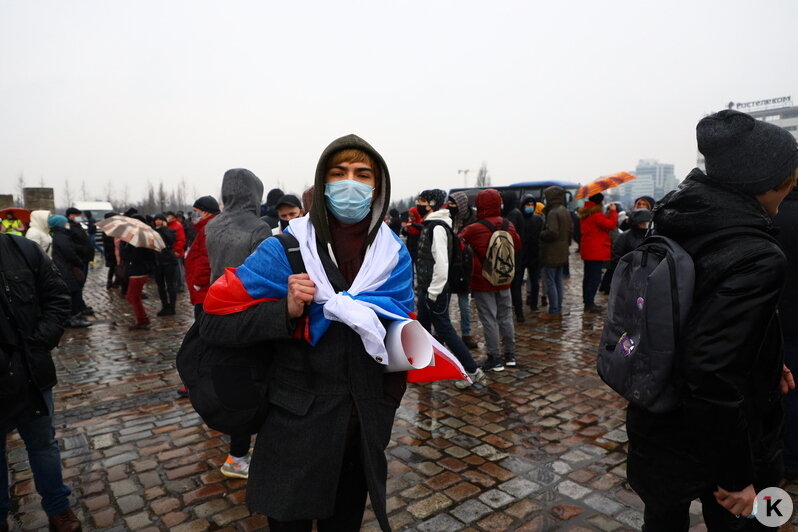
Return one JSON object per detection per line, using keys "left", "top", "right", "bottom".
{"left": 310, "top": 134, "right": 391, "bottom": 249}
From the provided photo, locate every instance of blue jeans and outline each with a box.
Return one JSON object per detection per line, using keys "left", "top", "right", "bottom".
{"left": 582, "top": 260, "right": 605, "bottom": 307}
{"left": 542, "top": 266, "right": 565, "bottom": 315}
{"left": 457, "top": 293, "right": 471, "bottom": 336}
{"left": 417, "top": 291, "right": 478, "bottom": 373}
{"left": 0, "top": 390, "right": 71, "bottom": 520}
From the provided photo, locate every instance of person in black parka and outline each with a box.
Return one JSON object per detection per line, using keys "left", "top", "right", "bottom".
{"left": 48, "top": 215, "right": 91, "bottom": 328}
{"left": 627, "top": 110, "right": 798, "bottom": 530}
{"left": 520, "top": 194, "right": 544, "bottom": 311}
{"left": 0, "top": 234, "right": 83, "bottom": 532}
{"left": 501, "top": 190, "right": 525, "bottom": 321}
{"left": 774, "top": 190, "right": 798, "bottom": 478}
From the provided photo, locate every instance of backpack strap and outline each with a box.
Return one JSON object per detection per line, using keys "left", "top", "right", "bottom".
{"left": 274, "top": 232, "right": 313, "bottom": 388}
{"left": 274, "top": 232, "right": 307, "bottom": 275}
{"left": 476, "top": 218, "right": 510, "bottom": 233}
{"left": 477, "top": 219, "right": 496, "bottom": 233}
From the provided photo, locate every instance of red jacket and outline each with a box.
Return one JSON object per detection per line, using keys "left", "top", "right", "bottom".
{"left": 184, "top": 214, "right": 216, "bottom": 304}
{"left": 404, "top": 207, "right": 423, "bottom": 237}
{"left": 578, "top": 202, "right": 618, "bottom": 261}
{"left": 168, "top": 219, "right": 186, "bottom": 257}
{"left": 459, "top": 189, "right": 521, "bottom": 292}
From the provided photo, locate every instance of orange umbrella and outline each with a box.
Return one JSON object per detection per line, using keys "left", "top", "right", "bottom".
{"left": 575, "top": 172, "right": 636, "bottom": 200}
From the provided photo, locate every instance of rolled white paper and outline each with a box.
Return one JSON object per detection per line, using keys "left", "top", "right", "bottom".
{"left": 384, "top": 320, "right": 434, "bottom": 373}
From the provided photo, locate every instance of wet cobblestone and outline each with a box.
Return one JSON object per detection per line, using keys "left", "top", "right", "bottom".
{"left": 4, "top": 257, "right": 798, "bottom": 531}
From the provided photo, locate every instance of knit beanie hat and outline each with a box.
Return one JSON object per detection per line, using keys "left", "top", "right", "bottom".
{"left": 629, "top": 208, "right": 652, "bottom": 225}
{"left": 193, "top": 195, "right": 220, "bottom": 215}
{"left": 697, "top": 109, "right": 798, "bottom": 195}
{"left": 275, "top": 194, "right": 302, "bottom": 210}
{"left": 65, "top": 207, "right": 82, "bottom": 217}
{"left": 588, "top": 193, "right": 604, "bottom": 204}
{"left": 153, "top": 213, "right": 167, "bottom": 222}
{"left": 418, "top": 189, "right": 448, "bottom": 210}
{"left": 48, "top": 214, "right": 68, "bottom": 228}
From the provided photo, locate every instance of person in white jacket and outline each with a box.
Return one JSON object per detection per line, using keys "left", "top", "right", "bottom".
{"left": 25, "top": 210, "right": 52, "bottom": 257}
{"left": 414, "top": 188, "right": 485, "bottom": 388}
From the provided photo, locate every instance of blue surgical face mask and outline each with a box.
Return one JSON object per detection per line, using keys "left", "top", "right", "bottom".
{"left": 325, "top": 180, "right": 374, "bottom": 224}
{"left": 74, "top": 216, "right": 84, "bottom": 223}
{"left": 524, "top": 206, "right": 535, "bottom": 214}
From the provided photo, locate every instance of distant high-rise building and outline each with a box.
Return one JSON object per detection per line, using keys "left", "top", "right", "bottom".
{"left": 612, "top": 159, "right": 677, "bottom": 206}
{"left": 697, "top": 96, "right": 798, "bottom": 170}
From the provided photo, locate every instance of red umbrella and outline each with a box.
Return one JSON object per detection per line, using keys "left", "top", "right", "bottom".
{"left": 575, "top": 172, "right": 637, "bottom": 200}
{"left": 0, "top": 208, "right": 31, "bottom": 224}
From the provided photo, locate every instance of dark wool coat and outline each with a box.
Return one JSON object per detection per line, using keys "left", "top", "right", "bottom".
{"left": 0, "top": 235, "right": 71, "bottom": 429}
{"left": 539, "top": 186, "right": 572, "bottom": 267}
{"left": 200, "top": 134, "right": 405, "bottom": 532}
{"left": 50, "top": 226, "right": 84, "bottom": 292}
{"left": 577, "top": 201, "right": 618, "bottom": 261}
{"left": 459, "top": 189, "right": 521, "bottom": 292}
{"left": 206, "top": 169, "right": 272, "bottom": 283}
{"left": 627, "top": 169, "right": 787, "bottom": 501}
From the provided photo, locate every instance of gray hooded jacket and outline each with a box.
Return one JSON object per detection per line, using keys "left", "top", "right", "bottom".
{"left": 206, "top": 169, "right": 273, "bottom": 281}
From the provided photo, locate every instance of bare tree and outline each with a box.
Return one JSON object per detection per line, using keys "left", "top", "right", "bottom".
{"left": 176, "top": 178, "right": 187, "bottom": 211}
{"left": 104, "top": 180, "right": 114, "bottom": 203}
{"left": 144, "top": 182, "right": 156, "bottom": 213}
{"left": 16, "top": 173, "right": 26, "bottom": 207}
{"left": 81, "top": 180, "right": 89, "bottom": 201}
{"left": 475, "top": 163, "right": 491, "bottom": 187}
{"left": 39, "top": 175, "right": 45, "bottom": 187}
{"left": 64, "top": 179, "right": 73, "bottom": 209}
{"left": 157, "top": 180, "right": 168, "bottom": 212}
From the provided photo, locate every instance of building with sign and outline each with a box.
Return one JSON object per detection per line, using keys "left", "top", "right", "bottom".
{"left": 697, "top": 96, "right": 798, "bottom": 169}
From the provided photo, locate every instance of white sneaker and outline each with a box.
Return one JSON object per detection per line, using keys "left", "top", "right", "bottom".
{"left": 455, "top": 368, "right": 486, "bottom": 389}
{"left": 220, "top": 453, "right": 251, "bottom": 479}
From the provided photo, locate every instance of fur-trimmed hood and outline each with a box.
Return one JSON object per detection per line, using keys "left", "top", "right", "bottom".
{"left": 577, "top": 201, "right": 603, "bottom": 219}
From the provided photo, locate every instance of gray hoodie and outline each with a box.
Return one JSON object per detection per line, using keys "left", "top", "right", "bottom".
{"left": 206, "top": 169, "right": 273, "bottom": 281}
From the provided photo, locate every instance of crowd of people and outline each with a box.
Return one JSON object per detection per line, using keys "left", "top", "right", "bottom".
{"left": 1, "top": 110, "right": 798, "bottom": 531}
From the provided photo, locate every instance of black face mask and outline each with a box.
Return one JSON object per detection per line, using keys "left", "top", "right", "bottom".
{"left": 279, "top": 219, "right": 289, "bottom": 230}
{"left": 416, "top": 204, "right": 429, "bottom": 216}
{"left": 448, "top": 206, "right": 459, "bottom": 218}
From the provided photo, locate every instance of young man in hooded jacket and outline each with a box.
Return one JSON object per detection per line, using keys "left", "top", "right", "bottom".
{"left": 460, "top": 189, "right": 521, "bottom": 371}
{"left": 415, "top": 189, "right": 485, "bottom": 388}
{"left": 448, "top": 191, "right": 477, "bottom": 348}
{"left": 200, "top": 135, "right": 413, "bottom": 532}
{"left": 204, "top": 168, "right": 272, "bottom": 478}
{"left": 627, "top": 110, "right": 798, "bottom": 530}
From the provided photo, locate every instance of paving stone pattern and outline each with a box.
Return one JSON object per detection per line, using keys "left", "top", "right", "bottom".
{"left": 4, "top": 257, "right": 798, "bottom": 531}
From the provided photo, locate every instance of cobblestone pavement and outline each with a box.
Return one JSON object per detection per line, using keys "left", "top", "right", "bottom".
{"left": 5, "top": 257, "right": 798, "bottom": 531}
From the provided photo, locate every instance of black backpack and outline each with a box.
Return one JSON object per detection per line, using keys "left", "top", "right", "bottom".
{"left": 597, "top": 227, "right": 778, "bottom": 413}
{"left": 176, "top": 233, "right": 305, "bottom": 434}
{"left": 421, "top": 220, "right": 472, "bottom": 294}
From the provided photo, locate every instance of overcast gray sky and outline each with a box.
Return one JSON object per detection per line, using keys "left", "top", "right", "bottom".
{"left": 1, "top": 0, "right": 797, "bottom": 208}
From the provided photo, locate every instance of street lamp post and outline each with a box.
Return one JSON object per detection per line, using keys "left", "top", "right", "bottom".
{"left": 458, "top": 169, "right": 471, "bottom": 188}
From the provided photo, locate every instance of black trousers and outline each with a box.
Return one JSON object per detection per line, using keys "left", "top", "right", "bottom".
{"left": 154, "top": 263, "right": 178, "bottom": 310}
{"left": 267, "top": 418, "right": 368, "bottom": 532}
{"left": 640, "top": 490, "right": 775, "bottom": 531}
